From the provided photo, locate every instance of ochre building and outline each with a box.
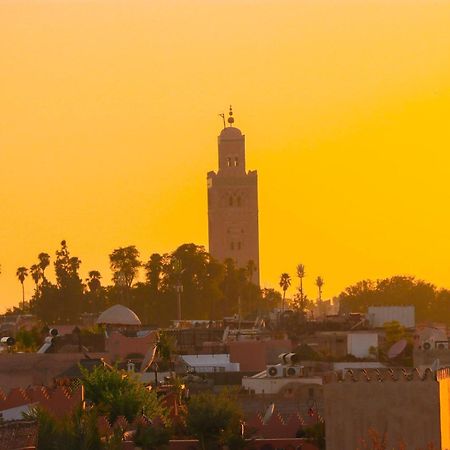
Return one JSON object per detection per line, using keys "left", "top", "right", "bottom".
{"left": 207, "top": 107, "right": 260, "bottom": 284}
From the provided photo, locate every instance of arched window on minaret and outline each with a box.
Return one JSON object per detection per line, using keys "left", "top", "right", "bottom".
{"left": 237, "top": 242, "right": 242, "bottom": 250}
{"left": 227, "top": 157, "right": 232, "bottom": 167}
{"left": 234, "top": 157, "right": 239, "bottom": 167}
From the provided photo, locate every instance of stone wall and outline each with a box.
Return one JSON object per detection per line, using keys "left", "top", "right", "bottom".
{"left": 0, "top": 353, "right": 97, "bottom": 391}
{"left": 324, "top": 368, "right": 441, "bottom": 450}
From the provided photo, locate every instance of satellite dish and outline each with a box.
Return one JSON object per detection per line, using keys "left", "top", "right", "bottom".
{"left": 0, "top": 337, "right": 15, "bottom": 346}
{"left": 262, "top": 403, "right": 275, "bottom": 425}
{"left": 431, "top": 359, "right": 440, "bottom": 372}
{"left": 388, "top": 339, "right": 407, "bottom": 359}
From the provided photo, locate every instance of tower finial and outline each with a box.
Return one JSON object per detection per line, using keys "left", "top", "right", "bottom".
{"left": 227, "top": 105, "right": 235, "bottom": 126}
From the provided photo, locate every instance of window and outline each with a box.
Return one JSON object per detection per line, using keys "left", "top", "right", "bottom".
{"left": 229, "top": 196, "right": 233, "bottom": 206}
{"left": 234, "top": 157, "right": 239, "bottom": 166}
{"left": 227, "top": 157, "right": 232, "bottom": 167}
{"left": 237, "top": 242, "right": 241, "bottom": 250}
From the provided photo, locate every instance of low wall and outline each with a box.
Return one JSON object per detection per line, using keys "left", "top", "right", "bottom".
{"left": 123, "top": 438, "right": 318, "bottom": 449}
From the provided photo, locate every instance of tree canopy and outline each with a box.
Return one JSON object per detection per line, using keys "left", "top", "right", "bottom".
{"left": 186, "top": 389, "right": 245, "bottom": 450}
{"left": 80, "top": 364, "right": 163, "bottom": 423}
{"left": 12, "top": 242, "right": 450, "bottom": 326}
{"left": 338, "top": 275, "right": 450, "bottom": 323}
{"left": 15, "top": 241, "right": 265, "bottom": 326}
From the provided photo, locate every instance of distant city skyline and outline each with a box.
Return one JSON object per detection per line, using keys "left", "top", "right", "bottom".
{"left": 1, "top": 0, "right": 450, "bottom": 312}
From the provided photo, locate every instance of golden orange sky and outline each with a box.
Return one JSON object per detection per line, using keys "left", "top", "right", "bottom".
{"left": 1, "top": 0, "right": 450, "bottom": 312}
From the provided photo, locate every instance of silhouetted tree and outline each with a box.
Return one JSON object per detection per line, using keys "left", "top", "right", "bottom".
{"left": 109, "top": 246, "right": 141, "bottom": 307}
{"left": 81, "top": 364, "right": 163, "bottom": 423}
{"left": 221, "top": 259, "right": 240, "bottom": 317}
{"left": 279, "top": 273, "right": 291, "bottom": 312}
{"left": 338, "top": 276, "right": 437, "bottom": 322}
{"left": 292, "top": 292, "right": 311, "bottom": 316}
{"left": 16, "top": 266, "right": 28, "bottom": 310}
{"left": 87, "top": 270, "right": 102, "bottom": 293}
{"left": 261, "top": 287, "right": 282, "bottom": 312}
{"left": 14, "top": 241, "right": 269, "bottom": 326}
{"left": 316, "top": 276, "right": 324, "bottom": 301}
{"left": 163, "top": 244, "right": 224, "bottom": 320}
{"left": 84, "top": 270, "right": 105, "bottom": 313}
{"left": 145, "top": 253, "right": 163, "bottom": 295}
{"left": 54, "top": 240, "right": 84, "bottom": 321}
{"left": 38, "top": 252, "right": 50, "bottom": 283}
{"left": 187, "top": 390, "right": 245, "bottom": 450}
{"left": 109, "top": 246, "right": 141, "bottom": 289}
{"left": 30, "top": 264, "right": 41, "bottom": 290}
{"left": 296, "top": 263, "right": 306, "bottom": 304}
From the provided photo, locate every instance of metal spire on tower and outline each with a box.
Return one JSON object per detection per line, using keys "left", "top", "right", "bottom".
{"left": 227, "top": 105, "right": 235, "bottom": 126}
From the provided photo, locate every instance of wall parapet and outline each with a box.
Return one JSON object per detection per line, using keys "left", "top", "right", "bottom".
{"left": 323, "top": 367, "right": 436, "bottom": 384}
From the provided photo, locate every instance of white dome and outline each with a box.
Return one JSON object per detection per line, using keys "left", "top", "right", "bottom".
{"left": 97, "top": 304, "right": 141, "bottom": 326}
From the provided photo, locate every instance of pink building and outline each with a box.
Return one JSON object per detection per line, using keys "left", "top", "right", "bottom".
{"left": 229, "top": 339, "right": 292, "bottom": 372}
{"left": 106, "top": 330, "right": 157, "bottom": 362}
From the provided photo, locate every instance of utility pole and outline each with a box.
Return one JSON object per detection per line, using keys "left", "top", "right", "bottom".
{"left": 175, "top": 283, "right": 183, "bottom": 321}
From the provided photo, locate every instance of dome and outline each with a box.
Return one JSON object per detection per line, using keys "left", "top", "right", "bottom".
{"left": 97, "top": 304, "right": 141, "bottom": 326}
{"left": 219, "top": 126, "right": 242, "bottom": 139}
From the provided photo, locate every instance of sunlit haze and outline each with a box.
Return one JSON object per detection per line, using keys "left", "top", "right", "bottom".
{"left": 1, "top": 0, "right": 450, "bottom": 312}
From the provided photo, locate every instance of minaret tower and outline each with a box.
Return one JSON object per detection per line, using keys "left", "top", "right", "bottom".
{"left": 207, "top": 106, "right": 260, "bottom": 285}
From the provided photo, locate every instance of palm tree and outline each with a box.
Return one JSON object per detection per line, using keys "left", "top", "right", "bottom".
{"left": 16, "top": 266, "right": 28, "bottom": 311}
{"left": 29, "top": 264, "right": 41, "bottom": 289}
{"left": 279, "top": 273, "right": 291, "bottom": 312}
{"left": 38, "top": 252, "right": 50, "bottom": 283}
{"left": 296, "top": 264, "right": 306, "bottom": 305}
{"left": 87, "top": 270, "right": 102, "bottom": 293}
{"left": 316, "top": 276, "right": 324, "bottom": 302}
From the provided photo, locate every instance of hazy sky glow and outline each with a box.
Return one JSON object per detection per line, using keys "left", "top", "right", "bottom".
{"left": 1, "top": 0, "right": 450, "bottom": 312}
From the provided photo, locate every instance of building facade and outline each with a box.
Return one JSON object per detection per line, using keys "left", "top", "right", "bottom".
{"left": 207, "top": 107, "right": 260, "bottom": 284}
{"left": 324, "top": 368, "right": 444, "bottom": 450}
